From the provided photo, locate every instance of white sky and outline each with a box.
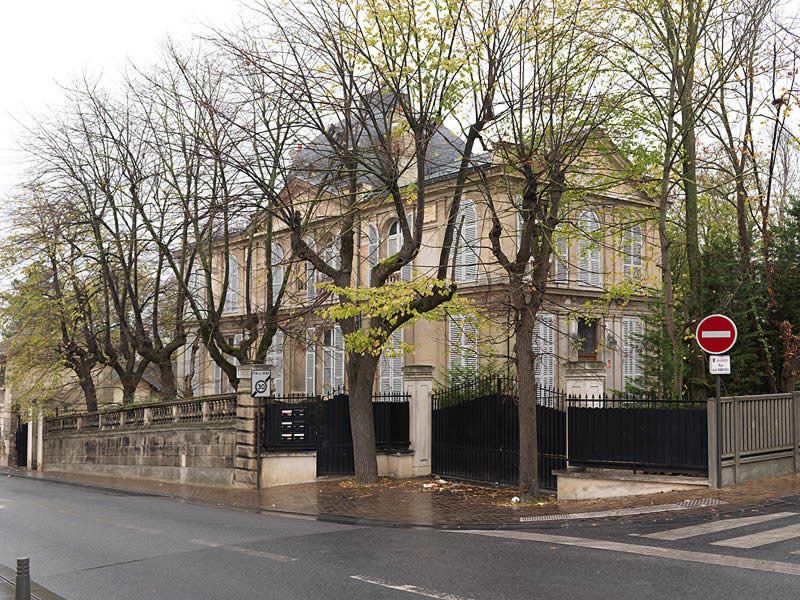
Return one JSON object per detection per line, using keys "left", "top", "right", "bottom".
{"left": 0, "top": 0, "right": 247, "bottom": 201}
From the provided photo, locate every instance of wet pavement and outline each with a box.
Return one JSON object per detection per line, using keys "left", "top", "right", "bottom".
{"left": 6, "top": 467, "right": 800, "bottom": 527}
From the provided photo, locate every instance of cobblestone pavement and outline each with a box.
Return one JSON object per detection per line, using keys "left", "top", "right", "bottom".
{"left": 6, "top": 468, "right": 800, "bottom": 527}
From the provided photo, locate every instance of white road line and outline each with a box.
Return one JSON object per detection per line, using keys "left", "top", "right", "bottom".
{"left": 712, "top": 523, "right": 800, "bottom": 548}
{"left": 350, "top": 575, "right": 476, "bottom": 600}
{"left": 455, "top": 530, "right": 800, "bottom": 576}
{"left": 641, "top": 512, "right": 797, "bottom": 541}
{"left": 190, "top": 539, "right": 296, "bottom": 563}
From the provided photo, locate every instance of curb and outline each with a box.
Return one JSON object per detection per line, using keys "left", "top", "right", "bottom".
{"left": 4, "top": 467, "right": 799, "bottom": 531}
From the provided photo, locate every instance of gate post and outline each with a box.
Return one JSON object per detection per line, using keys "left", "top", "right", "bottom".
{"left": 707, "top": 397, "right": 721, "bottom": 489}
{"left": 403, "top": 365, "right": 434, "bottom": 476}
{"left": 233, "top": 364, "right": 273, "bottom": 488}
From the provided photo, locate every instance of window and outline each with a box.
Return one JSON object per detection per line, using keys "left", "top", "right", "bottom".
{"left": 387, "top": 219, "right": 412, "bottom": 282}
{"left": 271, "top": 244, "right": 284, "bottom": 304}
{"left": 367, "top": 223, "right": 379, "bottom": 285}
{"left": 448, "top": 315, "right": 478, "bottom": 373}
{"left": 223, "top": 255, "right": 240, "bottom": 313}
{"left": 454, "top": 201, "right": 478, "bottom": 283}
{"left": 533, "top": 313, "right": 555, "bottom": 389}
{"left": 379, "top": 329, "right": 404, "bottom": 393}
{"left": 266, "top": 330, "right": 284, "bottom": 396}
{"left": 623, "top": 317, "right": 644, "bottom": 388}
{"left": 305, "top": 328, "right": 316, "bottom": 395}
{"left": 577, "top": 319, "right": 598, "bottom": 361}
{"left": 322, "top": 325, "right": 345, "bottom": 393}
{"left": 577, "top": 211, "right": 602, "bottom": 287}
{"left": 622, "top": 225, "right": 643, "bottom": 281}
{"left": 214, "top": 335, "right": 241, "bottom": 393}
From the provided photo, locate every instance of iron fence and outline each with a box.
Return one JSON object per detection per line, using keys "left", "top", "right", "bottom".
{"left": 567, "top": 396, "right": 708, "bottom": 475}
{"left": 431, "top": 375, "right": 567, "bottom": 489}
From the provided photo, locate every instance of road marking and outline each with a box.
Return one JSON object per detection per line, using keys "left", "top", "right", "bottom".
{"left": 350, "top": 575, "right": 475, "bottom": 600}
{"left": 712, "top": 523, "right": 800, "bottom": 548}
{"left": 456, "top": 530, "right": 800, "bottom": 576}
{"left": 190, "top": 539, "right": 296, "bottom": 563}
{"left": 641, "top": 512, "right": 797, "bottom": 541}
{"left": 701, "top": 331, "right": 732, "bottom": 338}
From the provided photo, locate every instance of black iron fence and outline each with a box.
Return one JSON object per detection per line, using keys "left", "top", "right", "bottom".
{"left": 567, "top": 396, "right": 708, "bottom": 475}
{"left": 259, "top": 391, "right": 411, "bottom": 476}
{"left": 431, "top": 375, "right": 566, "bottom": 489}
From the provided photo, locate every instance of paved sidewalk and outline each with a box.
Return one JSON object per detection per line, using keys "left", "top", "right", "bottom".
{"left": 5, "top": 467, "right": 800, "bottom": 528}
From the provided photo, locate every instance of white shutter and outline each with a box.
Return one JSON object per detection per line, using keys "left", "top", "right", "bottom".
{"left": 305, "top": 329, "right": 316, "bottom": 395}
{"left": 214, "top": 363, "right": 222, "bottom": 395}
{"left": 623, "top": 225, "right": 643, "bottom": 280}
{"left": 555, "top": 236, "right": 569, "bottom": 283}
{"left": 266, "top": 330, "right": 284, "bottom": 396}
{"left": 533, "top": 313, "right": 555, "bottom": 389}
{"left": 463, "top": 318, "right": 478, "bottom": 371}
{"left": 368, "top": 224, "right": 379, "bottom": 285}
{"left": 448, "top": 316, "right": 463, "bottom": 372}
{"left": 224, "top": 255, "right": 240, "bottom": 313}
{"left": 305, "top": 238, "right": 316, "bottom": 300}
{"left": 271, "top": 244, "right": 284, "bottom": 304}
{"left": 623, "top": 317, "right": 644, "bottom": 387}
{"left": 333, "top": 325, "right": 345, "bottom": 390}
{"left": 578, "top": 211, "right": 601, "bottom": 287}
{"left": 380, "top": 329, "right": 404, "bottom": 393}
{"left": 322, "top": 330, "right": 333, "bottom": 393}
{"left": 401, "top": 213, "right": 413, "bottom": 282}
{"left": 456, "top": 201, "right": 478, "bottom": 283}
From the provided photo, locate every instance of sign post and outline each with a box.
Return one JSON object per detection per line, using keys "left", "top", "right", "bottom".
{"left": 696, "top": 314, "right": 737, "bottom": 488}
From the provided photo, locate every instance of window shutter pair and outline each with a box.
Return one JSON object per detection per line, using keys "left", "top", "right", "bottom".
{"left": 448, "top": 315, "right": 478, "bottom": 372}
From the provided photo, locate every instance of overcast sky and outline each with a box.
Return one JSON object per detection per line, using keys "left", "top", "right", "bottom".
{"left": 0, "top": 0, "right": 246, "bottom": 201}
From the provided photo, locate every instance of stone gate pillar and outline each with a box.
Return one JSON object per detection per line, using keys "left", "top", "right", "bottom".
{"left": 404, "top": 365, "right": 434, "bottom": 476}
{"left": 233, "top": 363, "right": 273, "bottom": 488}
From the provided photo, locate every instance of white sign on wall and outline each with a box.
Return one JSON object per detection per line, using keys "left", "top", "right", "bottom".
{"left": 709, "top": 355, "right": 731, "bottom": 375}
{"left": 250, "top": 368, "right": 272, "bottom": 398}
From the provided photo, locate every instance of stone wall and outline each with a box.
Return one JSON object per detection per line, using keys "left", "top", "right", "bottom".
{"left": 44, "top": 423, "right": 236, "bottom": 487}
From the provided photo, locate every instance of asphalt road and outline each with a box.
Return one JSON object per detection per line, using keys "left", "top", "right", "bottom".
{"left": 3, "top": 475, "right": 800, "bottom": 599}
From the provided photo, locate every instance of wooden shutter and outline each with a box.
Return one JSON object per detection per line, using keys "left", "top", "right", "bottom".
{"left": 463, "top": 318, "right": 478, "bottom": 371}
{"left": 578, "top": 211, "right": 601, "bottom": 287}
{"left": 623, "top": 225, "right": 643, "bottom": 280}
{"left": 533, "top": 313, "right": 555, "bottom": 389}
{"left": 305, "top": 329, "right": 316, "bottom": 395}
{"left": 267, "top": 330, "right": 284, "bottom": 396}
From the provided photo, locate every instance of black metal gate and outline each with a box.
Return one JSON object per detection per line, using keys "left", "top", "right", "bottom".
{"left": 317, "top": 394, "right": 355, "bottom": 475}
{"left": 15, "top": 421, "right": 28, "bottom": 468}
{"left": 431, "top": 376, "right": 566, "bottom": 489}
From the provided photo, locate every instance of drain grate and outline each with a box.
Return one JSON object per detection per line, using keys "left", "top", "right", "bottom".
{"left": 519, "top": 498, "right": 726, "bottom": 523}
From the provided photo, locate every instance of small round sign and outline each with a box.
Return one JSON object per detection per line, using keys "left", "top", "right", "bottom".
{"left": 255, "top": 380, "right": 268, "bottom": 394}
{"left": 696, "top": 314, "right": 737, "bottom": 355}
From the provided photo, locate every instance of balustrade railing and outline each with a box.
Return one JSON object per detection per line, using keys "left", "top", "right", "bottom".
{"left": 45, "top": 394, "right": 237, "bottom": 435}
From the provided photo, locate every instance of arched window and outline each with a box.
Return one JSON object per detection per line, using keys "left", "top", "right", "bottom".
{"left": 271, "top": 244, "right": 284, "bottom": 304}
{"left": 386, "top": 219, "right": 412, "bottom": 281}
{"left": 454, "top": 200, "right": 478, "bottom": 283}
{"left": 577, "top": 211, "right": 602, "bottom": 287}
{"left": 224, "top": 255, "right": 240, "bottom": 313}
{"left": 622, "top": 225, "right": 643, "bottom": 280}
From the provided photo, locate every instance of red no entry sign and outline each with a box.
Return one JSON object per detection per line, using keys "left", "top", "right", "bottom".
{"left": 696, "top": 314, "right": 737, "bottom": 355}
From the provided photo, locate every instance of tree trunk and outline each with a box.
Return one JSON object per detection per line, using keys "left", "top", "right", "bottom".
{"left": 121, "top": 381, "right": 137, "bottom": 405}
{"left": 78, "top": 370, "right": 98, "bottom": 413}
{"left": 347, "top": 353, "right": 379, "bottom": 484}
{"left": 515, "top": 295, "right": 539, "bottom": 500}
{"left": 158, "top": 359, "right": 177, "bottom": 401}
